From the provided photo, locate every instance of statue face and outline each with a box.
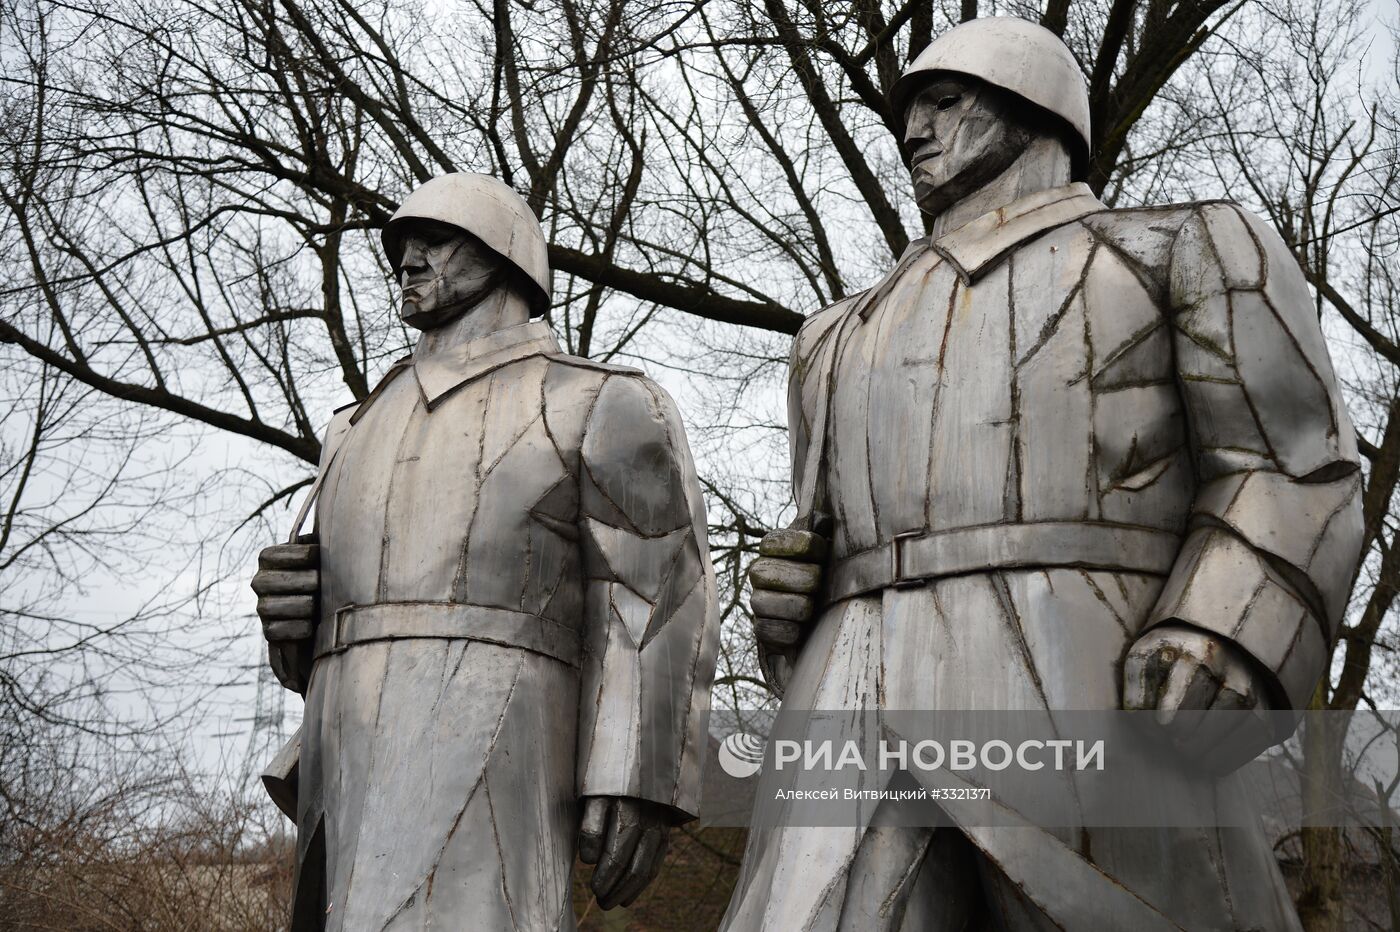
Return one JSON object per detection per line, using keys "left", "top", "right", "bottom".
{"left": 904, "top": 75, "right": 1032, "bottom": 216}
{"left": 397, "top": 220, "right": 502, "bottom": 330}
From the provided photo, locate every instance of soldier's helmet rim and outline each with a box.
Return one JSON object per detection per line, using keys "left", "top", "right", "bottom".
{"left": 890, "top": 16, "right": 1092, "bottom": 182}
{"left": 382, "top": 172, "right": 552, "bottom": 316}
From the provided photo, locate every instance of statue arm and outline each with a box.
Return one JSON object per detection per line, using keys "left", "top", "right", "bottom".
{"left": 787, "top": 302, "right": 851, "bottom": 499}
{"left": 574, "top": 373, "right": 719, "bottom": 824}
{"left": 253, "top": 406, "right": 354, "bottom": 693}
{"left": 747, "top": 305, "right": 854, "bottom": 694}
{"left": 1148, "top": 203, "right": 1364, "bottom": 712}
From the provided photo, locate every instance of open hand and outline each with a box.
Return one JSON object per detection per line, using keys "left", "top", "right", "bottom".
{"left": 578, "top": 796, "right": 672, "bottom": 909}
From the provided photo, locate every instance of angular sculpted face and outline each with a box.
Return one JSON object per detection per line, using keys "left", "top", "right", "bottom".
{"left": 903, "top": 74, "right": 1032, "bottom": 216}
{"left": 397, "top": 219, "right": 503, "bottom": 330}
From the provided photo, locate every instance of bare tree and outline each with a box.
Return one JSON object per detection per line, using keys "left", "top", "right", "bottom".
{"left": 1185, "top": 2, "right": 1400, "bottom": 928}
{"left": 3, "top": 0, "right": 1398, "bottom": 922}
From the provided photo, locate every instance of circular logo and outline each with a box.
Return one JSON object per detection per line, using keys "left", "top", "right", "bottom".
{"left": 718, "top": 732, "right": 766, "bottom": 779}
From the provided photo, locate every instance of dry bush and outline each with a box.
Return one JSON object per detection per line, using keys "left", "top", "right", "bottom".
{"left": 0, "top": 713, "right": 292, "bottom": 931}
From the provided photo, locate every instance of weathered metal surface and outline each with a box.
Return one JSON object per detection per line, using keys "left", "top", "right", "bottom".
{"left": 735, "top": 22, "right": 1362, "bottom": 932}
{"left": 252, "top": 173, "right": 718, "bottom": 930}
{"left": 890, "top": 17, "right": 1092, "bottom": 178}
{"left": 380, "top": 172, "right": 552, "bottom": 313}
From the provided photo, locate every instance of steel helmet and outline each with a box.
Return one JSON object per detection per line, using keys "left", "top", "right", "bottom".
{"left": 381, "top": 173, "right": 552, "bottom": 314}
{"left": 890, "top": 17, "right": 1091, "bottom": 180}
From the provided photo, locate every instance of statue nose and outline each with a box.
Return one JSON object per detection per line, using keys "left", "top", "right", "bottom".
{"left": 400, "top": 242, "right": 429, "bottom": 273}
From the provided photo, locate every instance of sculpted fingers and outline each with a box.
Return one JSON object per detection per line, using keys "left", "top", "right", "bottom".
{"left": 262, "top": 617, "right": 314, "bottom": 643}
{"left": 758, "top": 528, "right": 829, "bottom": 563}
{"left": 1125, "top": 625, "right": 1282, "bottom": 771}
{"left": 749, "top": 559, "right": 820, "bottom": 649}
{"left": 750, "top": 526, "right": 830, "bottom": 670}
{"left": 257, "top": 594, "right": 315, "bottom": 620}
{"left": 1215, "top": 652, "right": 1270, "bottom": 713}
{"left": 1190, "top": 654, "right": 1276, "bottom": 771}
{"left": 749, "top": 525, "right": 828, "bottom": 640}
{"left": 1122, "top": 634, "right": 1178, "bottom": 711}
{"left": 749, "top": 589, "right": 814, "bottom": 622}
{"left": 251, "top": 569, "right": 319, "bottom": 597}
{"left": 257, "top": 543, "right": 319, "bottom": 571}
{"left": 1123, "top": 625, "right": 1224, "bottom": 714}
{"left": 606, "top": 824, "right": 669, "bottom": 909}
{"left": 253, "top": 543, "right": 318, "bottom": 644}
{"left": 1155, "top": 652, "right": 1222, "bottom": 726}
{"left": 256, "top": 591, "right": 314, "bottom": 643}
{"left": 590, "top": 799, "right": 644, "bottom": 905}
{"left": 748, "top": 557, "right": 821, "bottom": 594}
{"left": 577, "top": 796, "right": 610, "bottom": 865}
{"left": 753, "top": 617, "right": 803, "bottom": 648}
{"left": 1155, "top": 658, "right": 1224, "bottom": 757}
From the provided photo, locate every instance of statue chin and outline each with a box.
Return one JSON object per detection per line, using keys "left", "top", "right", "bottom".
{"left": 398, "top": 302, "right": 459, "bottom": 331}
{"left": 911, "top": 174, "right": 963, "bottom": 217}
{"left": 401, "top": 276, "right": 502, "bottom": 331}
{"left": 911, "top": 159, "right": 1003, "bottom": 218}
{"left": 400, "top": 294, "right": 484, "bottom": 331}
{"left": 912, "top": 184, "right": 951, "bottom": 217}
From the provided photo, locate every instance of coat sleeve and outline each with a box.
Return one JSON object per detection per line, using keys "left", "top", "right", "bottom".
{"left": 787, "top": 297, "right": 861, "bottom": 512}
{"left": 1147, "top": 202, "right": 1364, "bottom": 713}
{"left": 574, "top": 373, "right": 719, "bottom": 822}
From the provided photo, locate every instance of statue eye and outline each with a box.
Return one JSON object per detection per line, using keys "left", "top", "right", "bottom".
{"left": 937, "top": 95, "right": 961, "bottom": 111}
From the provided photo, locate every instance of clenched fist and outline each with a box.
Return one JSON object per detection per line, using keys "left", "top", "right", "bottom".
{"left": 251, "top": 540, "right": 319, "bottom": 693}
{"left": 748, "top": 524, "right": 829, "bottom": 694}
{"left": 1122, "top": 623, "right": 1277, "bottom": 773}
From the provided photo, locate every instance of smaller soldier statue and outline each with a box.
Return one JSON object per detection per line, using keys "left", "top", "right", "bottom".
{"left": 252, "top": 173, "right": 719, "bottom": 930}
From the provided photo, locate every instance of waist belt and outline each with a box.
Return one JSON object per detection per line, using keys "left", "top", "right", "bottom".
{"left": 313, "top": 602, "right": 581, "bottom": 667}
{"left": 827, "top": 522, "right": 1181, "bottom": 603}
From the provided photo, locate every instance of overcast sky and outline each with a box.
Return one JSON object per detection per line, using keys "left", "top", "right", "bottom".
{"left": 14, "top": 0, "right": 1400, "bottom": 803}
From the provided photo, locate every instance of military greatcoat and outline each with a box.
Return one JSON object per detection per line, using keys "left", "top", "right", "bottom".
{"left": 723, "top": 184, "right": 1363, "bottom": 931}
{"left": 291, "top": 320, "right": 718, "bottom": 930}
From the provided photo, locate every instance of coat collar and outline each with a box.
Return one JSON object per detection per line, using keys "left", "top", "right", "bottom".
{"left": 931, "top": 182, "right": 1106, "bottom": 283}
{"left": 411, "top": 319, "right": 560, "bottom": 409}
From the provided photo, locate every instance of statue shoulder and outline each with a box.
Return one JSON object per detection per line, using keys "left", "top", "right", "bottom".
{"left": 579, "top": 369, "right": 696, "bottom": 535}
{"left": 314, "top": 405, "right": 357, "bottom": 470}
{"left": 586, "top": 367, "right": 683, "bottom": 427}
{"left": 1077, "top": 198, "right": 1282, "bottom": 297}
{"left": 539, "top": 354, "right": 641, "bottom": 455}
{"left": 1077, "top": 201, "right": 1207, "bottom": 275}
{"left": 541, "top": 355, "right": 682, "bottom": 463}
{"left": 1167, "top": 200, "right": 1285, "bottom": 288}
{"left": 794, "top": 293, "right": 863, "bottom": 367}
{"left": 544, "top": 351, "right": 644, "bottom": 378}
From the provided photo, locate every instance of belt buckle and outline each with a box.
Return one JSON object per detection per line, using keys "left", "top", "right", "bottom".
{"left": 332, "top": 604, "right": 354, "bottom": 652}
{"left": 891, "top": 531, "right": 922, "bottom": 588}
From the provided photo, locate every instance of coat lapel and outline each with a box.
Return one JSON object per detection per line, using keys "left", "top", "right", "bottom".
{"left": 932, "top": 182, "right": 1106, "bottom": 283}
{"left": 412, "top": 319, "right": 560, "bottom": 410}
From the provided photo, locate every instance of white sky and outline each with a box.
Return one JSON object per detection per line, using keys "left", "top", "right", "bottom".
{"left": 14, "top": 0, "right": 1400, "bottom": 802}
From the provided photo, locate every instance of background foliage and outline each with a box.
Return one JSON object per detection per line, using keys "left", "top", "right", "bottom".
{"left": 2, "top": 0, "right": 1398, "bottom": 927}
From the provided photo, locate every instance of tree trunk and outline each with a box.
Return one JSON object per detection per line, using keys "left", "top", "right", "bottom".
{"left": 1296, "top": 696, "right": 1346, "bottom": 932}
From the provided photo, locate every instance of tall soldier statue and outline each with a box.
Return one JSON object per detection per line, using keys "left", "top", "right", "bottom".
{"left": 728, "top": 17, "right": 1363, "bottom": 931}
{"left": 251, "top": 173, "right": 719, "bottom": 930}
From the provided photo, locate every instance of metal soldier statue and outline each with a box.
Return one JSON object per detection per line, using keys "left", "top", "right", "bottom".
{"left": 729, "top": 17, "right": 1363, "bottom": 931}
{"left": 251, "top": 173, "right": 719, "bottom": 930}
